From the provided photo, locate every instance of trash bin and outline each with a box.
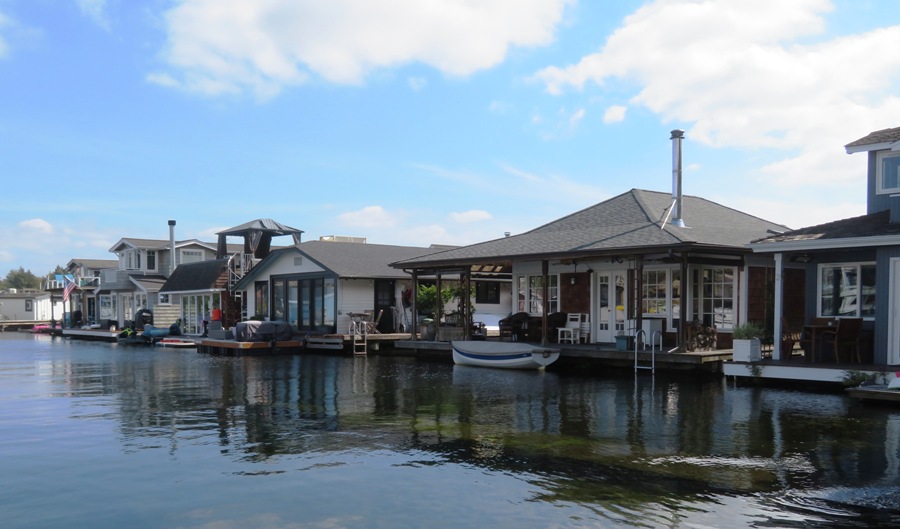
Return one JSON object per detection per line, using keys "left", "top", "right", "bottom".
{"left": 615, "top": 335, "right": 633, "bottom": 351}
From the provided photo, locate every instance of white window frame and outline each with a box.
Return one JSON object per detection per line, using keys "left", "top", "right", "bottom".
{"left": 817, "top": 262, "right": 876, "bottom": 319}
{"left": 876, "top": 150, "right": 900, "bottom": 195}
{"left": 120, "top": 249, "right": 141, "bottom": 271}
{"left": 642, "top": 267, "right": 681, "bottom": 330}
{"left": 516, "top": 274, "right": 558, "bottom": 315}
{"left": 693, "top": 266, "right": 736, "bottom": 331}
{"left": 181, "top": 249, "right": 204, "bottom": 264}
{"left": 158, "top": 293, "right": 171, "bottom": 305}
{"left": 146, "top": 250, "right": 157, "bottom": 272}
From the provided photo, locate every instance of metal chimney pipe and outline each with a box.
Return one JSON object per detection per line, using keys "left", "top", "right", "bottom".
{"left": 168, "top": 220, "right": 176, "bottom": 272}
{"left": 670, "top": 129, "right": 686, "bottom": 228}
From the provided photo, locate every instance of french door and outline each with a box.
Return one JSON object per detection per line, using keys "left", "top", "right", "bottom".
{"left": 594, "top": 271, "right": 627, "bottom": 343}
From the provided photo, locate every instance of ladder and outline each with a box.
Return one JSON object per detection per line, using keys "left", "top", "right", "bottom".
{"left": 634, "top": 329, "right": 664, "bottom": 374}
{"left": 350, "top": 320, "right": 367, "bottom": 355}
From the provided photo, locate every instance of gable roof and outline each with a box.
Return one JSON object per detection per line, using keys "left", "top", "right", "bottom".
{"left": 233, "top": 241, "right": 444, "bottom": 290}
{"left": 393, "top": 189, "right": 788, "bottom": 268}
{"left": 67, "top": 258, "right": 117, "bottom": 270}
{"left": 129, "top": 275, "right": 167, "bottom": 293}
{"left": 845, "top": 126, "right": 900, "bottom": 154}
{"left": 160, "top": 259, "right": 228, "bottom": 293}
{"left": 108, "top": 237, "right": 241, "bottom": 254}
{"left": 300, "top": 240, "right": 443, "bottom": 277}
{"left": 750, "top": 210, "right": 900, "bottom": 252}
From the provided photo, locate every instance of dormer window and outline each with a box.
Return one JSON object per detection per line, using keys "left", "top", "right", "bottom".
{"left": 876, "top": 150, "right": 900, "bottom": 194}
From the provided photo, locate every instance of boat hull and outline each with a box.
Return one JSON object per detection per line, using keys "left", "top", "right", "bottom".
{"left": 156, "top": 338, "right": 196, "bottom": 348}
{"left": 845, "top": 385, "right": 900, "bottom": 403}
{"left": 451, "top": 340, "right": 559, "bottom": 369}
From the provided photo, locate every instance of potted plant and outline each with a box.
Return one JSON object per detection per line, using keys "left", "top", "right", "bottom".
{"left": 731, "top": 321, "right": 764, "bottom": 362}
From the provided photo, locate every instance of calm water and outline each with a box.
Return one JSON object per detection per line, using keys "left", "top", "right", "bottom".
{"left": 1, "top": 333, "right": 899, "bottom": 529}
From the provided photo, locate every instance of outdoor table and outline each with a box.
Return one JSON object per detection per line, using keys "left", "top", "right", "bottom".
{"left": 803, "top": 323, "right": 835, "bottom": 363}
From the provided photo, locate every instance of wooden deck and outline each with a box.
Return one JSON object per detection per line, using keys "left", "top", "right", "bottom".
{"left": 198, "top": 338, "right": 304, "bottom": 356}
{"left": 395, "top": 339, "right": 732, "bottom": 373}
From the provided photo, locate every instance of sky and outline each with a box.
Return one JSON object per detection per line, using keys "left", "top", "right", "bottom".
{"left": 1, "top": 0, "right": 899, "bottom": 277}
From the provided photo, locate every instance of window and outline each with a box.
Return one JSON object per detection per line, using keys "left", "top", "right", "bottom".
{"left": 158, "top": 293, "right": 171, "bottom": 305}
{"left": 642, "top": 268, "right": 681, "bottom": 330}
{"left": 99, "top": 294, "right": 116, "bottom": 321}
{"left": 254, "top": 281, "right": 269, "bottom": 318}
{"left": 692, "top": 267, "right": 735, "bottom": 330}
{"left": 146, "top": 250, "right": 156, "bottom": 271}
{"left": 876, "top": 151, "right": 900, "bottom": 194}
{"left": 269, "top": 276, "right": 336, "bottom": 332}
{"left": 819, "top": 263, "right": 876, "bottom": 318}
{"left": 516, "top": 274, "right": 558, "bottom": 315}
{"left": 642, "top": 270, "right": 667, "bottom": 315}
{"left": 181, "top": 250, "right": 203, "bottom": 264}
{"left": 25, "top": 300, "right": 33, "bottom": 312}
{"left": 121, "top": 249, "right": 141, "bottom": 270}
{"left": 475, "top": 281, "right": 500, "bottom": 304}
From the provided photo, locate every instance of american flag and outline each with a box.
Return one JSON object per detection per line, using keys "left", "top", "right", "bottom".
{"left": 63, "top": 275, "right": 77, "bottom": 303}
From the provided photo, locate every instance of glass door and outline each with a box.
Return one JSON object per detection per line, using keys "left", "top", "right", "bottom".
{"left": 595, "top": 272, "right": 627, "bottom": 343}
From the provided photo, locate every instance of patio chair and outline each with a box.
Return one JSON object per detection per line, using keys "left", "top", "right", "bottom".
{"left": 558, "top": 313, "right": 581, "bottom": 344}
{"left": 820, "top": 318, "right": 863, "bottom": 364}
{"left": 579, "top": 315, "right": 591, "bottom": 343}
{"left": 366, "top": 309, "right": 384, "bottom": 334}
{"left": 499, "top": 312, "right": 530, "bottom": 341}
{"left": 780, "top": 317, "right": 802, "bottom": 360}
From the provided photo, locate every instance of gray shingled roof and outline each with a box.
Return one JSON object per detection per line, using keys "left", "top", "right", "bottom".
{"left": 300, "top": 240, "right": 443, "bottom": 277}
{"left": 130, "top": 275, "right": 167, "bottom": 293}
{"left": 845, "top": 126, "right": 900, "bottom": 151}
{"left": 68, "top": 258, "right": 117, "bottom": 270}
{"left": 751, "top": 210, "right": 900, "bottom": 248}
{"left": 233, "top": 241, "right": 444, "bottom": 290}
{"left": 160, "top": 260, "right": 228, "bottom": 293}
{"left": 393, "top": 189, "right": 788, "bottom": 268}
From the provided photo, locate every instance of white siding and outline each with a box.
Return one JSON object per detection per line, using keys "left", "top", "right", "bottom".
{"left": 336, "top": 279, "right": 373, "bottom": 333}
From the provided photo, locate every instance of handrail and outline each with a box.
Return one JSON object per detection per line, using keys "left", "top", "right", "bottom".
{"left": 635, "top": 329, "right": 665, "bottom": 374}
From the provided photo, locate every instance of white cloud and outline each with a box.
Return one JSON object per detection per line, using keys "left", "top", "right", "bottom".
{"left": 533, "top": 0, "right": 900, "bottom": 189}
{"left": 76, "top": 0, "right": 111, "bottom": 30}
{"left": 603, "top": 104, "right": 627, "bottom": 124}
{"left": 20, "top": 218, "right": 54, "bottom": 234}
{"left": 449, "top": 210, "right": 492, "bottom": 223}
{"left": 0, "top": 10, "right": 14, "bottom": 58}
{"left": 407, "top": 76, "right": 427, "bottom": 91}
{"left": 153, "top": 0, "right": 571, "bottom": 98}
{"left": 337, "top": 205, "right": 400, "bottom": 229}
{"left": 569, "top": 107, "right": 586, "bottom": 127}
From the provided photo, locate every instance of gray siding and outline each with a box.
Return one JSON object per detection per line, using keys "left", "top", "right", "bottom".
{"left": 875, "top": 246, "right": 900, "bottom": 364}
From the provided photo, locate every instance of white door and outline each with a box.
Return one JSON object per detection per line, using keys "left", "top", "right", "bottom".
{"left": 890, "top": 258, "right": 900, "bottom": 365}
{"left": 594, "top": 271, "right": 627, "bottom": 343}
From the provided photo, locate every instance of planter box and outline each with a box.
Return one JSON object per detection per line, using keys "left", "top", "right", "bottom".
{"left": 732, "top": 338, "right": 761, "bottom": 362}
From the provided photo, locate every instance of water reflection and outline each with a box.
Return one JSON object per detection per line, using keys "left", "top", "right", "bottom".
{"left": 2, "top": 333, "right": 899, "bottom": 528}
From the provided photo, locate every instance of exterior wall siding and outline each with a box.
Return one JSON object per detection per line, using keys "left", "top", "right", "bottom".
{"left": 875, "top": 246, "right": 900, "bottom": 364}
{"left": 337, "top": 279, "right": 373, "bottom": 333}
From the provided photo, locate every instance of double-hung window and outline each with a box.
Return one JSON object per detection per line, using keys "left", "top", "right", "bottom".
{"left": 819, "top": 263, "right": 875, "bottom": 318}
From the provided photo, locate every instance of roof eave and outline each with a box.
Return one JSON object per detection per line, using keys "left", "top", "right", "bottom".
{"left": 750, "top": 234, "right": 900, "bottom": 253}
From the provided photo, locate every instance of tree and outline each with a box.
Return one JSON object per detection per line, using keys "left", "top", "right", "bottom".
{"left": 4, "top": 267, "right": 41, "bottom": 290}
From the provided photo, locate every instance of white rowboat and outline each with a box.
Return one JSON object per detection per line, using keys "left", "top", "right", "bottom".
{"left": 451, "top": 340, "right": 560, "bottom": 369}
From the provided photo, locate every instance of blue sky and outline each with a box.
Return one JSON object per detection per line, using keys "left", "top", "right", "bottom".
{"left": 2, "top": 0, "right": 899, "bottom": 276}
